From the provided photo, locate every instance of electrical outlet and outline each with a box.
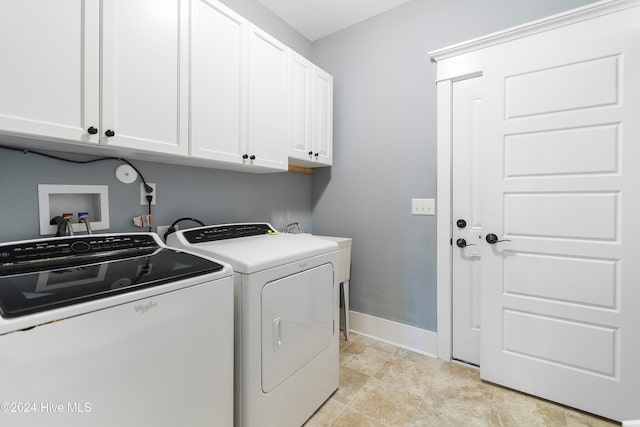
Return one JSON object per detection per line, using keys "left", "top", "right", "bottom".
{"left": 411, "top": 198, "right": 435, "bottom": 216}
{"left": 140, "top": 183, "right": 156, "bottom": 205}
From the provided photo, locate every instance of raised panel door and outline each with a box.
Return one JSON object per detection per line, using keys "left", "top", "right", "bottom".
{"left": 288, "top": 51, "right": 313, "bottom": 163}
{"left": 101, "top": 0, "right": 189, "bottom": 156}
{"left": 480, "top": 9, "right": 640, "bottom": 421}
{"left": 0, "top": 0, "right": 99, "bottom": 143}
{"left": 312, "top": 66, "right": 333, "bottom": 166}
{"left": 452, "top": 76, "right": 484, "bottom": 366}
{"left": 190, "top": 0, "right": 247, "bottom": 164}
{"left": 246, "top": 25, "right": 288, "bottom": 171}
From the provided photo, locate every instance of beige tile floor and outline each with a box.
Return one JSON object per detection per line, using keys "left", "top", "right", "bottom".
{"left": 304, "top": 333, "right": 620, "bottom": 427}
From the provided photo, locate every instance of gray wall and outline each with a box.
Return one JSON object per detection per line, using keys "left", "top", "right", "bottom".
{"left": 0, "top": 0, "right": 313, "bottom": 243}
{"left": 0, "top": 148, "right": 312, "bottom": 241}
{"left": 310, "top": 0, "right": 598, "bottom": 331}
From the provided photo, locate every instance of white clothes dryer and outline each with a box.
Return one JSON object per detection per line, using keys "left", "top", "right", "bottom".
{"left": 167, "top": 223, "right": 339, "bottom": 427}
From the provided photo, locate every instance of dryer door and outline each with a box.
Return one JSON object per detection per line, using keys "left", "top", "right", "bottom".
{"left": 261, "top": 263, "right": 334, "bottom": 393}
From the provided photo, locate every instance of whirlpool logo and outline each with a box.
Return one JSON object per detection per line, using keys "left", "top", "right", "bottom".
{"left": 134, "top": 300, "right": 158, "bottom": 314}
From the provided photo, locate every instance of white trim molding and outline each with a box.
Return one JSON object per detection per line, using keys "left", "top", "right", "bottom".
{"left": 429, "top": 0, "right": 640, "bottom": 62}
{"left": 348, "top": 310, "right": 438, "bottom": 357}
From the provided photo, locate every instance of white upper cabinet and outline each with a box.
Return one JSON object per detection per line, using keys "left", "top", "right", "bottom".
{"left": 312, "top": 66, "right": 333, "bottom": 166}
{"left": 288, "top": 53, "right": 333, "bottom": 168}
{"left": 0, "top": 0, "right": 330, "bottom": 171}
{"left": 0, "top": 0, "right": 100, "bottom": 143}
{"left": 0, "top": 0, "right": 188, "bottom": 156}
{"left": 246, "top": 24, "right": 289, "bottom": 171}
{"left": 190, "top": 4, "right": 288, "bottom": 172}
{"left": 190, "top": 0, "right": 246, "bottom": 164}
{"left": 288, "top": 51, "right": 314, "bottom": 162}
{"left": 101, "top": 0, "right": 189, "bottom": 156}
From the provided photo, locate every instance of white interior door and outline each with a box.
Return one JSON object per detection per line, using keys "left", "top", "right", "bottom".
{"left": 479, "top": 10, "right": 640, "bottom": 422}
{"left": 451, "top": 77, "right": 484, "bottom": 366}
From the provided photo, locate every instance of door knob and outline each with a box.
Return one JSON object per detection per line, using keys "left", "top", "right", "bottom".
{"left": 456, "top": 219, "right": 467, "bottom": 228}
{"left": 105, "top": 129, "right": 115, "bottom": 137}
{"left": 456, "top": 238, "right": 477, "bottom": 248}
{"left": 485, "top": 233, "right": 511, "bottom": 244}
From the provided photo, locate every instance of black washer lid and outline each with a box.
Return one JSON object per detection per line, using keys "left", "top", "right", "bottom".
{"left": 0, "top": 235, "right": 225, "bottom": 318}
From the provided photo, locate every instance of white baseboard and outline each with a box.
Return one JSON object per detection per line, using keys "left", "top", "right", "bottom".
{"left": 622, "top": 421, "right": 640, "bottom": 426}
{"left": 348, "top": 310, "right": 438, "bottom": 358}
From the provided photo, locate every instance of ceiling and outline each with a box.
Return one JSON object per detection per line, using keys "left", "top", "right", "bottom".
{"left": 257, "top": 0, "right": 413, "bottom": 41}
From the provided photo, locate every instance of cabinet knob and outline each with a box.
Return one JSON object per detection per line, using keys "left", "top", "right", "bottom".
{"left": 87, "top": 126, "right": 98, "bottom": 135}
{"left": 249, "top": 155, "right": 256, "bottom": 160}
{"left": 308, "top": 151, "right": 313, "bottom": 156}
{"left": 242, "top": 154, "right": 249, "bottom": 159}
{"left": 314, "top": 152, "right": 319, "bottom": 157}
{"left": 105, "top": 129, "right": 115, "bottom": 137}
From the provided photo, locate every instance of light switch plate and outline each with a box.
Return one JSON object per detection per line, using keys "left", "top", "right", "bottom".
{"left": 412, "top": 198, "right": 435, "bottom": 215}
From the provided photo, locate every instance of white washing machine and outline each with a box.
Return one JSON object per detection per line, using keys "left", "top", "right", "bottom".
{"left": 167, "top": 223, "right": 340, "bottom": 427}
{"left": 0, "top": 233, "right": 234, "bottom": 427}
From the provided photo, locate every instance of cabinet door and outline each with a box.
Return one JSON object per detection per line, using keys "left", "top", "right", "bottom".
{"left": 101, "top": 0, "right": 189, "bottom": 156}
{"left": 246, "top": 25, "right": 288, "bottom": 171}
{"left": 288, "top": 51, "right": 313, "bottom": 162}
{"left": 312, "top": 66, "right": 333, "bottom": 166}
{"left": 0, "top": 0, "right": 99, "bottom": 143}
{"left": 190, "top": 0, "right": 246, "bottom": 164}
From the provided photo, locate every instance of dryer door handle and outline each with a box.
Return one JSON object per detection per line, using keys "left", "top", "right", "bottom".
{"left": 273, "top": 316, "right": 283, "bottom": 351}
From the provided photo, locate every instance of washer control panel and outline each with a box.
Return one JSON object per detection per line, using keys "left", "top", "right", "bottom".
{"left": 0, "top": 234, "right": 158, "bottom": 269}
